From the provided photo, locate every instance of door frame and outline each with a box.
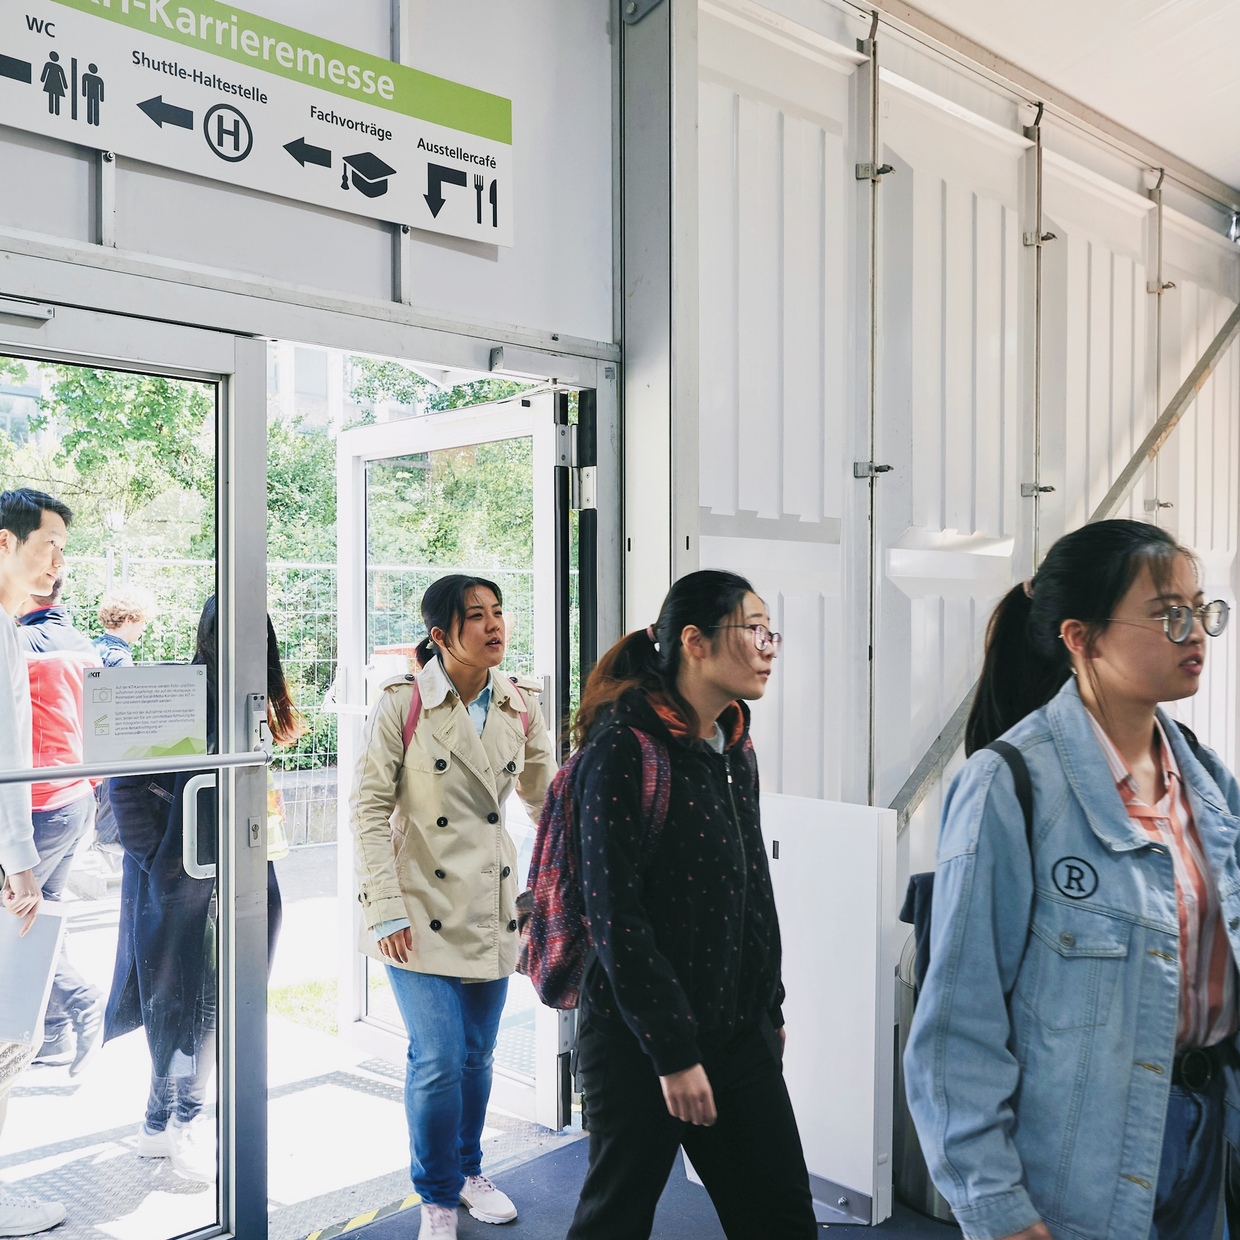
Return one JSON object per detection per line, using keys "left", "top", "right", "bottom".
{"left": 335, "top": 390, "right": 577, "bottom": 1127}
{"left": 0, "top": 301, "right": 269, "bottom": 1240}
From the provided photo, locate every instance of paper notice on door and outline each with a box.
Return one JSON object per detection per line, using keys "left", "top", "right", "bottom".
{"left": 0, "top": 907, "right": 67, "bottom": 1046}
{"left": 81, "top": 665, "right": 209, "bottom": 763}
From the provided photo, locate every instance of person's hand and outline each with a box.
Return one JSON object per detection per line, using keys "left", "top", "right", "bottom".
{"left": 659, "top": 1063, "right": 717, "bottom": 1126}
{"left": 2, "top": 870, "right": 42, "bottom": 937}
{"left": 377, "top": 927, "right": 413, "bottom": 963}
{"left": 1000, "top": 1225, "right": 1053, "bottom": 1240}
{"left": 777, "top": 1025, "right": 786, "bottom": 1058}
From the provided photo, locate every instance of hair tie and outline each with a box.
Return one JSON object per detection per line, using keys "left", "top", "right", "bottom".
{"left": 646, "top": 624, "right": 657, "bottom": 643}
{"left": 1022, "top": 577, "right": 1035, "bottom": 599}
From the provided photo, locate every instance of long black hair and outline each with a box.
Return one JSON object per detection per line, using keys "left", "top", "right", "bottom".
{"left": 572, "top": 568, "right": 754, "bottom": 746}
{"left": 966, "top": 519, "right": 1191, "bottom": 753}
{"left": 414, "top": 573, "right": 504, "bottom": 668}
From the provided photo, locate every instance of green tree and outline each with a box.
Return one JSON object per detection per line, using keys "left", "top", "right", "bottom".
{"left": 30, "top": 366, "right": 214, "bottom": 551}
{"left": 267, "top": 415, "right": 337, "bottom": 560}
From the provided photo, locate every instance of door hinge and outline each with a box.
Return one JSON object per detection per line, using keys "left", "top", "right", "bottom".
{"left": 856, "top": 162, "right": 894, "bottom": 182}
{"left": 854, "top": 461, "right": 893, "bottom": 478}
{"left": 1022, "top": 231, "right": 1057, "bottom": 247}
{"left": 557, "top": 424, "right": 596, "bottom": 510}
{"left": 622, "top": 0, "right": 664, "bottom": 23}
{"left": 1020, "top": 483, "right": 1056, "bottom": 497}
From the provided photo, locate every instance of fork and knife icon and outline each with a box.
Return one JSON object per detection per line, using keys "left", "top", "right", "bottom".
{"left": 474, "top": 173, "right": 498, "bottom": 227}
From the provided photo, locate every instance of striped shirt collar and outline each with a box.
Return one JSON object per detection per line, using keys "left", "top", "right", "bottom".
{"left": 1087, "top": 712, "right": 1181, "bottom": 802}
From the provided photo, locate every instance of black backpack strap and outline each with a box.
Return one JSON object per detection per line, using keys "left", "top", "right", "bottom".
{"left": 985, "top": 740, "right": 1034, "bottom": 848}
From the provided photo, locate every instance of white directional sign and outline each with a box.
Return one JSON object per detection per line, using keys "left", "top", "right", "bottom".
{"left": 0, "top": 0, "right": 514, "bottom": 245}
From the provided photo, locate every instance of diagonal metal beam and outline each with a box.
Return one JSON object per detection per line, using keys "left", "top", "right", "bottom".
{"left": 889, "top": 300, "right": 1240, "bottom": 834}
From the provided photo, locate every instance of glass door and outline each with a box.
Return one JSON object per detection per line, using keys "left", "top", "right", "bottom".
{"left": 0, "top": 304, "right": 268, "bottom": 1240}
{"left": 335, "top": 391, "right": 574, "bottom": 1128}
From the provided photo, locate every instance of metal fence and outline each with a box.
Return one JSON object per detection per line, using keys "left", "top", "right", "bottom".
{"left": 63, "top": 555, "right": 543, "bottom": 846}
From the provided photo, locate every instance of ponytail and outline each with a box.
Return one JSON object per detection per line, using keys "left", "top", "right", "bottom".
{"left": 966, "top": 519, "right": 1191, "bottom": 753}
{"left": 572, "top": 569, "right": 754, "bottom": 748}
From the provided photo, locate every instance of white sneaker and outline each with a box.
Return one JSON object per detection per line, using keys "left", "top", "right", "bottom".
{"left": 168, "top": 1117, "right": 216, "bottom": 1183}
{"left": 0, "top": 1189, "right": 66, "bottom": 1237}
{"left": 459, "top": 1174, "right": 517, "bottom": 1224}
{"left": 135, "top": 1123, "right": 171, "bottom": 1159}
{"left": 417, "top": 1204, "right": 457, "bottom": 1239}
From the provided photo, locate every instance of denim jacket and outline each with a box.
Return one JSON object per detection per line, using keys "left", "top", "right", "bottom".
{"left": 905, "top": 678, "right": 1240, "bottom": 1240}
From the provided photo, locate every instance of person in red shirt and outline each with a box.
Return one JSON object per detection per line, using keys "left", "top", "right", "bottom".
{"left": 17, "top": 574, "right": 105, "bottom": 1075}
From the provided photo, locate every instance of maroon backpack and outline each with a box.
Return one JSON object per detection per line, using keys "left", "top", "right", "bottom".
{"left": 516, "top": 728, "right": 672, "bottom": 1009}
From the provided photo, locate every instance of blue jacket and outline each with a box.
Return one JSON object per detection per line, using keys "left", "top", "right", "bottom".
{"left": 904, "top": 677, "right": 1240, "bottom": 1240}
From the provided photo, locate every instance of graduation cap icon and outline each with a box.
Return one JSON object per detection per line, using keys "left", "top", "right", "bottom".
{"left": 340, "top": 151, "right": 396, "bottom": 198}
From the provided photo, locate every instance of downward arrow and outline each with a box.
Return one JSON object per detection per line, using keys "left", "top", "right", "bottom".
{"left": 138, "top": 95, "right": 193, "bottom": 129}
{"left": 424, "top": 162, "right": 468, "bottom": 218}
{"left": 284, "top": 136, "right": 332, "bottom": 168}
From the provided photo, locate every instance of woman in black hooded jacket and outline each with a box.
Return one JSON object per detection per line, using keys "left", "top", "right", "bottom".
{"left": 566, "top": 569, "right": 815, "bottom": 1240}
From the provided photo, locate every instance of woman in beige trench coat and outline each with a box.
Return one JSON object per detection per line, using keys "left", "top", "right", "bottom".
{"left": 349, "top": 574, "right": 556, "bottom": 1240}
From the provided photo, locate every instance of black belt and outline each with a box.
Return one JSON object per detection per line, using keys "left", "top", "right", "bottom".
{"left": 1171, "top": 1042, "right": 1231, "bottom": 1091}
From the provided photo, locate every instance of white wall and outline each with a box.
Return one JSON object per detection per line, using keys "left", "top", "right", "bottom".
{"left": 693, "top": 0, "right": 1240, "bottom": 884}
{"left": 0, "top": 0, "right": 614, "bottom": 348}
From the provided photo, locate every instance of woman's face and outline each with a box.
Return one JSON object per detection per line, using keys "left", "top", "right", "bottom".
{"left": 698, "top": 591, "right": 777, "bottom": 701}
{"left": 1070, "top": 555, "right": 1208, "bottom": 708}
{"left": 436, "top": 587, "right": 506, "bottom": 671}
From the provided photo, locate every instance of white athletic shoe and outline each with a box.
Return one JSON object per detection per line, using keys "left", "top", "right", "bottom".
{"left": 0, "top": 1189, "right": 66, "bottom": 1237}
{"left": 135, "top": 1123, "right": 172, "bottom": 1159}
{"left": 417, "top": 1203, "right": 457, "bottom": 1239}
{"left": 168, "top": 1117, "right": 216, "bottom": 1183}
{"left": 459, "top": 1174, "right": 517, "bottom": 1224}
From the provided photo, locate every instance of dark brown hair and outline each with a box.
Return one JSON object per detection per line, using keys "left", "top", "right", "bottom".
{"left": 572, "top": 568, "right": 754, "bottom": 747}
{"left": 966, "top": 519, "right": 1191, "bottom": 753}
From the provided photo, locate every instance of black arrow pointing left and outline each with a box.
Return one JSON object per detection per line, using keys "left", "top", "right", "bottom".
{"left": 0, "top": 54, "right": 32, "bottom": 83}
{"left": 284, "top": 136, "right": 332, "bottom": 168}
{"left": 138, "top": 95, "right": 193, "bottom": 129}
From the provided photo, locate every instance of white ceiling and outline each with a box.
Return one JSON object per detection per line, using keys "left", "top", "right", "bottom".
{"left": 906, "top": 0, "right": 1240, "bottom": 191}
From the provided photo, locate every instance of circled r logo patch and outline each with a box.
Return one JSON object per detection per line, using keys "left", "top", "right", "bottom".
{"left": 1052, "top": 857, "right": 1099, "bottom": 900}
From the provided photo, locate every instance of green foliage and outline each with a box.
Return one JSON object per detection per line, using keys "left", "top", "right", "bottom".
{"left": 0, "top": 358, "right": 28, "bottom": 384}
{"left": 267, "top": 417, "right": 337, "bottom": 561}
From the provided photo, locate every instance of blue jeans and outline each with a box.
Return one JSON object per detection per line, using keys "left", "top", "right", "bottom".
{"left": 384, "top": 966, "right": 508, "bottom": 1208}
{"left": 1149, "top": 1076, "right": 1225, "bottom": 1240}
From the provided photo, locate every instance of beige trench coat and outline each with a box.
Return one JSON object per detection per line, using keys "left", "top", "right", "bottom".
{"left": 349, "top": 657, "right": 557, "bottom": 980}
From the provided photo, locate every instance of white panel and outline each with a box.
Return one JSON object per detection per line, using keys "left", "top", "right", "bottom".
{"left": 0, "top": 127, "right": 93, "bottom": 244}
{"left": 697, "top": 7, "right": 854, "bottom": 800}
{"left": 115, "top": 161, "right": 394, "bottom": 302}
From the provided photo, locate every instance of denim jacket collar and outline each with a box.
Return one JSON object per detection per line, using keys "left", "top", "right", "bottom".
{"left": 1048, "top": 677, "right": 1238, "bottom": 854}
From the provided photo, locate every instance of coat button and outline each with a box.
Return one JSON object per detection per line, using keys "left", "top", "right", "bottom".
{"left": 1230, "top": 917, "right": 1240, "bottom": 931}
{"left": 1059, "top": 932, "right": 1076, "bottom": 947}
{"left": 487, "top": 812, "right": 500, "bottom": 824}
{"left": 434, "top": 758, "right": 448, "bottom": 771}
{"left": 429, "top": 919, "right": 442, "bottom": 932}
{"left": 501, "top": 866, "right": 511, "bottom": 878}
{"left": 437, "top": 816, "right": 448, "bottom": 827}
{"left": 507, "top": 920, "right": 518, "bottom": 932}
{"left": 506, "top": 761, "right": 516, "bottom": 773}
{"left": 435, "top": 869, "right": 446, "bottom": 879}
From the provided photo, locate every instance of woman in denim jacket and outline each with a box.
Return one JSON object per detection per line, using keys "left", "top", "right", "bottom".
{"left": 905, "top": 519, "right": 1240, "bottom": 1240}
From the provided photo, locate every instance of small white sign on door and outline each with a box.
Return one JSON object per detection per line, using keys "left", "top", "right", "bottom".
{"left": 81, "top": 665, "right": 208, "bottom": 763}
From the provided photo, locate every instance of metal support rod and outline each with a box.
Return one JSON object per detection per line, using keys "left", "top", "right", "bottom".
{"left": 1030, "top": 103, "right": 1045, "bottom": 568}
{"left": 1152, "top": 168, "right": 1166, "bottom": 516}
{"left": 577, "top": 388, "right": 599, "bottom": 686}
{"left": 864, "top": 9, "right": 881, "bottom": 807}
{"left": 889, "top": 300, "right": 1240, "bottom": 834}
{"left": 553, "top": 390, "right": 573, "bottom": 760}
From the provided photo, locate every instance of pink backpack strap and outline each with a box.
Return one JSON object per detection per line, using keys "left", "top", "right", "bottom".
{"left": 401, "top": 679, "right": 423, "bottom": 751}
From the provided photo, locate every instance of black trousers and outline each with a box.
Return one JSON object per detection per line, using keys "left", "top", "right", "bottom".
{"left": 567, "top": 1017, "right": 817, "bottom": 1240}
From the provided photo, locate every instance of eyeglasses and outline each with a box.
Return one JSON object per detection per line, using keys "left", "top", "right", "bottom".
{"left": 1107, "top": 600, "right": 1230, "bottom": 644}
{"left": 711, "top": 623, "right": 783, "bottom": 655}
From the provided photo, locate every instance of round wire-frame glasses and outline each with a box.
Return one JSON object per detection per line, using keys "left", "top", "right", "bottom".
{"left": 710, "top": 623, "right": 783, "bottom": 656}
{"left": 1107, "top": 600, "right": 1230, "bottom": 644}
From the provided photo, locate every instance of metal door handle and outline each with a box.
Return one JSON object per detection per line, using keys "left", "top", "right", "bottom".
{"left": 182, "top": 772, "right": 217, "bottom": 880}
